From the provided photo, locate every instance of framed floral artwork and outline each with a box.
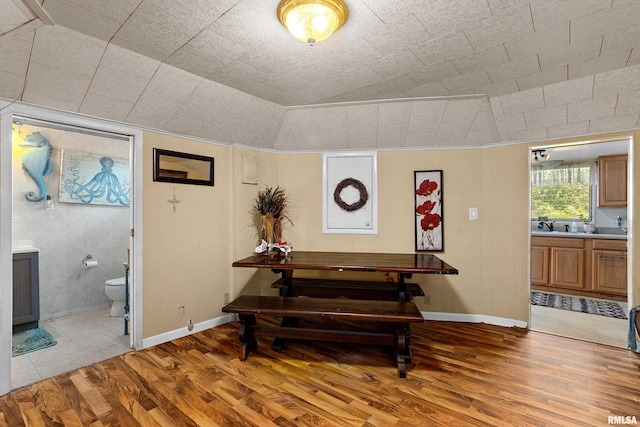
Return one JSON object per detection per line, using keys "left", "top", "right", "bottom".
{"left": 414, "top": 170, "right": 443, "bottom": 252}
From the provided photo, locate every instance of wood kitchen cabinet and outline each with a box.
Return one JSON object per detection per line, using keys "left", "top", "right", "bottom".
{"left": 598, "top": 154, "right": 627, "bottom": 207}
{"left": 550, "top": 247, "right": 584, "bottom": 289}
{"left": 531, "top": 236, "right": 627, "bottom": 299}
{"left": 531, "top": 245, "right": 549, "bottom": 285}
{"left": 591, "top": 239, "right": 627, "bottom": 296}
{"left": 532, "top": 237, "right": 585, "bottom": 289}
{"left": 532, "top": 236, "right": 585, "bottom": 290}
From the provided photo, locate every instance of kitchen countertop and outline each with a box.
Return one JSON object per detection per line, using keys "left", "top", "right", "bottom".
{"left": 531, "top": 231, "right": 627, "bottom": 240}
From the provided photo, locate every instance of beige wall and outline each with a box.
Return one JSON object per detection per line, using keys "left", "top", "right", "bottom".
{"left": 142, "top": 131, "right": 233, "bottom": 338}
{"left": 141, "top": 129, "right": 638, "bottom": 338}
{"left": 275, "top": 148, "right": 525, "bottom": 320}
{"left": 480, "top": 144, "right": 531, "bottom": 321}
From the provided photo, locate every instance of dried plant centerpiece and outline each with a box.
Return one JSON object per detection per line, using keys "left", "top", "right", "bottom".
{"left": 253, "top": 185, "right": 291, "bottom": 245}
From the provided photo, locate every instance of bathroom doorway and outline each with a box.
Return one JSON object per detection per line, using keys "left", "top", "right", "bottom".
{"left": 0, "top": 103, "right": 143, "bottom": 394}
{"left": 528, "top": 137, "right": 634, "bottom": 347}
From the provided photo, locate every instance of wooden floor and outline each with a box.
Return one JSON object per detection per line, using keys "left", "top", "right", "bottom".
{"left": 1, "top": 318, "right": 639, "bottom": 426}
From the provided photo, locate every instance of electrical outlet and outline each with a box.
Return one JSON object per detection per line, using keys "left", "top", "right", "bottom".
{"left": 224, "top": 292, "right": 230, "bottom": 304}
{"left": 425, "top": 295, "right": 431, "bottom": 304}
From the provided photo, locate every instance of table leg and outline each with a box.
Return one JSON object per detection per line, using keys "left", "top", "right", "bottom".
{"left": 275, "top": 269, "right": 293, "bottom": 297}
{"left": 272, "top": 316, "right": 299, "bottom": 351}
{"left": 397, "top": 273, "right": 412, "bottom": 302}
{"left": 273, "top": 270, "right": 296, "bottom": 350}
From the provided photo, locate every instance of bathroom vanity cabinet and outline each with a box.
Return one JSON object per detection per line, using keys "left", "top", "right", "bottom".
{"left": 13, "top": 251, "right": 40, "bottom": 333}
{"left": 531, "top": 236, "right": 627, "bottom": 300}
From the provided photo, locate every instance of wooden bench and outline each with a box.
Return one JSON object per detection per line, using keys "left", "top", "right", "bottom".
{"left": 271, "top": 278, "right": 424, "bottom": 301}
{"left": 222, "top": 295, "right": 425, "bottom": 378}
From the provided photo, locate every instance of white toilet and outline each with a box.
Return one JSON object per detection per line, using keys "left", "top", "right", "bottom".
{"left": 104, "top": 277, "right": 127, "bottom": 317}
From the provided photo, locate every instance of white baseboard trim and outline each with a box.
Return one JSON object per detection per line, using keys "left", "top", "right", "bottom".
{"left": 142, "top": 314, "right": 233, "bottom": 349}
{"left": 421, "top": 311, "right": 528, "bottom": 328}
{"left": 141, "top": 311, "right": 528, "bottom": 349}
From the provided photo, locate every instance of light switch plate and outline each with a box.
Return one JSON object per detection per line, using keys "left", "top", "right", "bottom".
{"left": 469, "top": 207, "right": 478, "bottom": 221}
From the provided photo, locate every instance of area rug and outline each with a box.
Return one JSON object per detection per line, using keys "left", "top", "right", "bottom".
{"left": 12, "top": 327, "right": 57, "bottom": 357}
{"left": 531, "top": 291, "right": 628, "bottom": 319}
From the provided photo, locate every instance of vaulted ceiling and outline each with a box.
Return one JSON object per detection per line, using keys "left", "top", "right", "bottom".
{"left": 1, "top": 0, "right": 639, "bottom": 150}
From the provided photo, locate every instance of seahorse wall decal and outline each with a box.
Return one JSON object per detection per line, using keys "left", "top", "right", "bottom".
{"left": 20, "top": 132, "right": 53, "bottom": 202}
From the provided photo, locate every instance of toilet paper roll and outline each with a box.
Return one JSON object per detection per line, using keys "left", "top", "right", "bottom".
{"left": 84, "top": 260, "right": 99, "bottom": 268}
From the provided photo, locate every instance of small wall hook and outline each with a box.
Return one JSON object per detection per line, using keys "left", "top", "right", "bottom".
{"left": 81, "top": 254, "right": 93, "bottom": 264}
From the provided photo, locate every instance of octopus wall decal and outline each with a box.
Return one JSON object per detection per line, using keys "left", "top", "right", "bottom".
{"left": 61, "top": 151, "right": 130, "bottom": 206}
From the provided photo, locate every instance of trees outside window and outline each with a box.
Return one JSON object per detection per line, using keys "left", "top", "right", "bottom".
{"left": 531, "top": 162, "right": 593, "bottom": 220}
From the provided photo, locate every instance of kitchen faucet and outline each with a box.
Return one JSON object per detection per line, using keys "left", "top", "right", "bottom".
{"left": 538, "top": 221, "right": 554, "bottom": 231}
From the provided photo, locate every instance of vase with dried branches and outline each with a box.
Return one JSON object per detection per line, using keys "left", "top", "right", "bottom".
{"left": 252, "top": 186, "right": 291, "bottom": 245}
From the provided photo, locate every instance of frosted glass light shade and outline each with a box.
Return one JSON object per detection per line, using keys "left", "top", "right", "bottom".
{"left": 277, "top": 0, "right": 348, "bottom": 44}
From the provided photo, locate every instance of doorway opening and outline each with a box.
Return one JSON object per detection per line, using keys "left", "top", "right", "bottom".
{"left": 0, "top": 104, "right": 143, "bottom": 394}
{"left": 528, "top": 137, "right": 633, "bottom": 347}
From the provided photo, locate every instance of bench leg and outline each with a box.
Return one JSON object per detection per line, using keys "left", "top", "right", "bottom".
{"left": 238, "top": 314, "right": 257, "bottom": 361}
{"left": 396, "top": 325, "right": 411, "bottom": 378}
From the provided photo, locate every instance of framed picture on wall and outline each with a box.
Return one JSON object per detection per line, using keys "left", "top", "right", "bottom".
{"left": 414, "top": 170, "right": 443, "bottom": 252}
{"left": 59, "top": 150, "right": 130, "bottom": 206}
{"left": 323, "top": 151, "right": 378, "bottom": 234}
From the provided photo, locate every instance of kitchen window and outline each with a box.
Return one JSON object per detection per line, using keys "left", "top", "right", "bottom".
{"left": 531, "top": 161, "right": 595, "bottom": 220}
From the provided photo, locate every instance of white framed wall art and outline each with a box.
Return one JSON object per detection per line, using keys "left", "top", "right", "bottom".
{"left": 323, "top": 151, "right": 378, "bottom": 234}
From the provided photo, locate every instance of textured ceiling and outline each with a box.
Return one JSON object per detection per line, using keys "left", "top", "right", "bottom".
{"left": 0, "top": 0, "right": 639, "bottom": 150}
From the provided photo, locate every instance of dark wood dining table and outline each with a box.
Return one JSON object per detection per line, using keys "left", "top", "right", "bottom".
{"left": 232, "top": 250, "right": 459, "bottom": 302}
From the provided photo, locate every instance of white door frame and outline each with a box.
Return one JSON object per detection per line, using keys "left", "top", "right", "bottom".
{"left": 0, "top": 101, "right": 144, "bottom": 395}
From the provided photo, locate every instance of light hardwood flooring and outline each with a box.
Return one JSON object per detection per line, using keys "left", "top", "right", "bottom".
{"left": 2, "top": 317, "right": 640, "bottom": 426}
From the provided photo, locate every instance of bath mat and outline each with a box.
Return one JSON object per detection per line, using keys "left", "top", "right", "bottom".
{"left": 531, "top": 291, "right": 628, "bottom": 319}
{"left": 12, "top": 327, "right": 57, "bottom": 357}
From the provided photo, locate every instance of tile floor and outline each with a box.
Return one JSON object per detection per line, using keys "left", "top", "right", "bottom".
{"left": 11, "top": 307, "right": 132, "bottom": 390}
{"left": 530, "top": 304, "right": 628, "bottom": 348}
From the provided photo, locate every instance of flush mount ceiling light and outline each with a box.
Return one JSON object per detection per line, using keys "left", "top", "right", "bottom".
{"left": 532, "top": 149, "right": 550, "bottom": 164}
{"left": 277, "top": 0, "right": 348, "bottom": 45}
